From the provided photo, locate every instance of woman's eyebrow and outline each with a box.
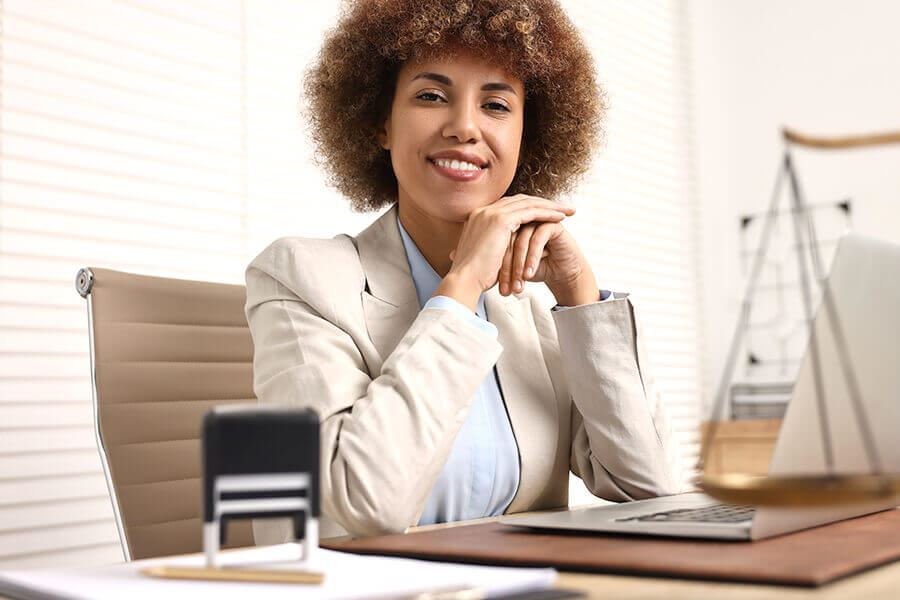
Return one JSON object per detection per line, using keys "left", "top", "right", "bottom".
{"left": 411, "top": 72, "right": 518, "bottom": 95}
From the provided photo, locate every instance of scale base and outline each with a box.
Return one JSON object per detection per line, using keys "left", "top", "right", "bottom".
{"left": 698, "top": 473, "right": 900, "bottom": 507}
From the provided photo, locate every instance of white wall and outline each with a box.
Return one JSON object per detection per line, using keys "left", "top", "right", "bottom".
{"left": 689, "top": 0, "right": 900, "bottom": 413}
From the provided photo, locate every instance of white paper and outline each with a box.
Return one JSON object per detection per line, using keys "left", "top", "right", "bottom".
{"left": 0, "top": 543, "right": 556, "bottom": 600}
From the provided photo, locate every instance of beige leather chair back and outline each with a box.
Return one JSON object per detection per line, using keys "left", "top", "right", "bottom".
{"left": 76, "top": 267, "right": 256, "bottom": 560}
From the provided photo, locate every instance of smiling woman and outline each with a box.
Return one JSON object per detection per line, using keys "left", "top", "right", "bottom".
{"left": 303, "top": 0, "right": 604, "bottom": 212}
{"left": 245, "top": 0, "right": 687, "bottom": 543}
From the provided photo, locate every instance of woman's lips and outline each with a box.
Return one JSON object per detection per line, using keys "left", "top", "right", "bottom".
{"left": 428, "top": 158, "right": 487, "bottom": 182}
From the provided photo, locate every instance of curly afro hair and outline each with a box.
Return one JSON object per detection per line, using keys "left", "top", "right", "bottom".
{"left": 304, "top": 0, "right": 605, "bottom": 212}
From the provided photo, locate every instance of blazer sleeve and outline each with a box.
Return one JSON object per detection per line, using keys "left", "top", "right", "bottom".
{"left": 245, "top": 243, "right": 503, "bottom": 537}
{"left": 551, "top": 294, "right": 688, "bottom": 501}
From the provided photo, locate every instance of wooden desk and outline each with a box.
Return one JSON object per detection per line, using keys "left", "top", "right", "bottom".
{"left": 6, "top": 504, "right": 899, "bottom": 599}
{"left": 391, "top": 508, "right": 900, "bottom": 599}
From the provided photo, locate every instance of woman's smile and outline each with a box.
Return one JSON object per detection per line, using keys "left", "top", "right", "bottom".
{"left": 426, "top": 149, "right": 491, "bottom": 183}
{"left": 427, "top": 157, "right": 487, "bottom": 182}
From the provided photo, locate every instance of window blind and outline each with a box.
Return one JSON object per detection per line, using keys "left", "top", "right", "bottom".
{"left": 0, "top": 0, "right": 702, "bottom": 566}
{"left": 558, "top": 0, "right": 702, "bottom": 505}
{"left": 0, "top": 0, "right": 360, "bottom": 568}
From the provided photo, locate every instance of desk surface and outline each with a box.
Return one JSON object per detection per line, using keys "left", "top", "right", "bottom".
{"left": 395, "top": 510, "right": 900, "bottom": 599}
{"left": 5, "top": 510, "right": 900, "bottom": 599}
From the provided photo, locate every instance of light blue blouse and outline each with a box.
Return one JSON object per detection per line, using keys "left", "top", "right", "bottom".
{"left": 396, "top": 217, "right": 521, "bottom": 524}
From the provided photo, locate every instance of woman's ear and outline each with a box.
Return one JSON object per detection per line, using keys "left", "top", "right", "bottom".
{"left": 377, "top": 115, "right": 392, "bottom": 150}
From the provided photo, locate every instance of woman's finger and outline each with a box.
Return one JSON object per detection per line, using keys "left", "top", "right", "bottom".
{"left": 511, "top": 224, "right": 536, "bottom": 292}
{"left": 503, "top": 207, "right": 570, "bottom": 233}
{"left": 479, "top": 196, "right": 573, "bottom": 227}
{"left": 496, "top": 197, "right": 575, "bottom": 219}
{"left": 498, "top": 232, "right": 515, "bottom": 296}
{"left": 526, "top": 223, "right": 559, "bottom": 279}
{"left": 492, "top": 193, "right": 570, "bottom": 211}
{"left": 499, "top": 196, "right": 573, "bottom": 210}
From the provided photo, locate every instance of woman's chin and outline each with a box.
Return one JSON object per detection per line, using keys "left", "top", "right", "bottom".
{"left": 432, "top": 194, "right": 497, "bottom": 222}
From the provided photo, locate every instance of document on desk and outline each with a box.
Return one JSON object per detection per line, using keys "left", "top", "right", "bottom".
{"left": 0, "top": 543, "right": 556, "bottom": 600}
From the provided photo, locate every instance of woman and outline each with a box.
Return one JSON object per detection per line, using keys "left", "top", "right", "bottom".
{"left": 246, "top": 0, "right": 685, "bottom": 542}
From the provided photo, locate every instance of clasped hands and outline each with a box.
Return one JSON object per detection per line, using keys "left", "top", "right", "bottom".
{"left": 436, "top": 194, "right": 600, "bottom": 312}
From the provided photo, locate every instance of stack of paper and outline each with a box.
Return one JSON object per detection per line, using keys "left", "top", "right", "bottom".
{"left": 0, "top": 543, "right": 555, "bottom": 599}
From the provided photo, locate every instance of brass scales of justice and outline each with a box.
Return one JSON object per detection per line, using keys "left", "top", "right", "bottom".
{"left": 696, "top": 127, "right": 900, "bottom": 507}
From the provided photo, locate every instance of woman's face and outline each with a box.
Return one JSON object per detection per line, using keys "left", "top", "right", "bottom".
{"left": 378, "top": 49, "right": 525, "bottom": 223}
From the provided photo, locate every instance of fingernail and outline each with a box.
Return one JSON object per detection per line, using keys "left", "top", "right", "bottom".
{"left": 525, "top": 266, "right": 534, "bottom": 277}
{"left": 514, "top": 280, "right": 523, "bottom": 292}
{"left": 500, "top": 282, "right": 508, "bottom": 295}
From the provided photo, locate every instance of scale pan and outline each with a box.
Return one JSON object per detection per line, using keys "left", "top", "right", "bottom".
{"left": 698, "top": 473, "right": 900, "bottom": 507}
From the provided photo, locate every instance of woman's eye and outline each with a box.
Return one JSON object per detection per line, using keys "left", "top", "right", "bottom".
{"left": 485, "top": 102, "right": 510, "bottom": 113}
{"left": 416, "top": 92, "right": 444, "bottom": 102}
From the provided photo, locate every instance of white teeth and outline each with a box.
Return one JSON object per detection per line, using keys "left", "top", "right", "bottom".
{"left": 434, "top": 158, "right": 481, "bottom": 171}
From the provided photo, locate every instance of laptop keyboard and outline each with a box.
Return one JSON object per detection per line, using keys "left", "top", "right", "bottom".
{"left": 616, "top": 503, "right": 755, "bottom": 524}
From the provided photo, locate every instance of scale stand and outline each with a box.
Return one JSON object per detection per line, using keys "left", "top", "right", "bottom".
{"left": 697, "top": 128, "right": 900, "bottom": 506}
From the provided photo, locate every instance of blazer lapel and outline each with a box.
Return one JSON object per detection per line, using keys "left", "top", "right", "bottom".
{"left": 355, "top": 204, "right": 420, "bottom": 371}
{"left": 485, "top": 288, "right": 560, "bottom": 513}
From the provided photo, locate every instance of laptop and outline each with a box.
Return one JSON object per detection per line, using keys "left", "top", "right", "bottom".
{"left": 501, "top": 233, "right": 900, "bottom": 540}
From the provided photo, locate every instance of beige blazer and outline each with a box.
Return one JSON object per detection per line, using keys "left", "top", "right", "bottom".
{"left": 245, "top": 204, "right": 686, "bottom": 542}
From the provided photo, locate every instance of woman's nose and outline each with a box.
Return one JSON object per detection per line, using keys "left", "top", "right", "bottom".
{"left": 442, "top": 101, "right": 481, "bottom": 143}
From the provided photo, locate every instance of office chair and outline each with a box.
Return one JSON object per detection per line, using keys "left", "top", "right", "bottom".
{"left": 76, "top": 267, "right": 256, "bottom": 560}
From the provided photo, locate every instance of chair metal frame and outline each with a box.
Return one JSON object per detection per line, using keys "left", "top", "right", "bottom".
{"left": 76, "top": 267, "right": 132, "bottom": 562}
